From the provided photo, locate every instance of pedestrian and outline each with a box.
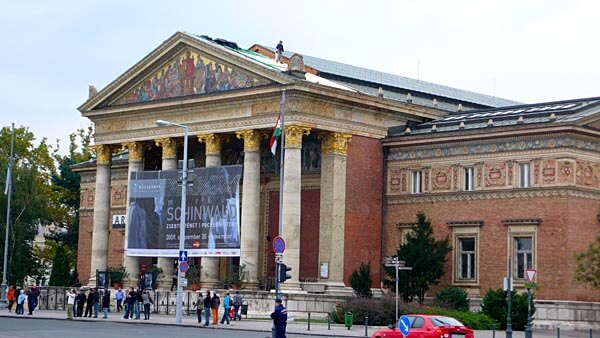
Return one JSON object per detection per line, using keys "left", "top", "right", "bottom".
{"left": 102, "top": 290, "right": 110, "bottom": 319}
{"left": 66, "top": 289, "right": 76, "bottom": 320}
{"left": 16, "top": 290, "right": 26, "bottom": 315}
{"left": 84, "top": 288, "right": 93, "bottom": 317}
{"left": 76, "top": 288, "right": 86, "bottom": 317}
{"left": 27, "top": 284, "right": 40, "bottom": 315}
{"left": 275, "top": 40, "right": 284, "bottom": 63}
{"left": 134, "top": 286, "right": 142, "bottom": 319}
{"left": 202, "top": 290, "right": 211, "bottom": 326}
{"left": 270, "top": 298, "right": 288, "bottom": 338}
{"left": 92, "top": 288, "right": 100, "bottom": 318}
{"left": 195, "top": 291, "right": 203, "bottom": 323}
{"left": 170, "top": 266, "right": 177, "bottom": 292}
{"left": 142, "top": 291, "right": 153, "bottom": 320}
{"left": 211, "top": 292, "right": 220, "bottom": 325}
{"left": 6, "top": 285, "right": 15, "bottom": 313}
{"left": 115, "top": 287, "right": 124, "bottom": 312}
{"left": 232, "top": 290, "right": 242, "bottom": 321}
{"left": 123, "top": 287, "right": 135, "bottom": 319}
{"left": 220, "top": 291, "right": 231, "bottom": 325}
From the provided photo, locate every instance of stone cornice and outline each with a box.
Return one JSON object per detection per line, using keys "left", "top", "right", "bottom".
{"left": 502, "top": 218, "right": 541, "bottom": 226}
{"left": 447, "top": 220, "right": 484, "bottom": 227}
{"left": 387, "top": 187, "right": 600, "bottom": 204}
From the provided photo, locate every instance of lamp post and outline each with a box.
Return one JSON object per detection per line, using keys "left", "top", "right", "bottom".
{"left": 155, "top": 119, "right": 188, "bottom": 324}
{"left": 0, "top": 123, "right": 15, "bottom": 309}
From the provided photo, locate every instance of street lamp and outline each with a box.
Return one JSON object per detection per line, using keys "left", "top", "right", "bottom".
{"left": 155, "top": 119, "right": 188, "bottom": 324}
{"left": 0, "top": 123, "right": 15, "bottom": 309}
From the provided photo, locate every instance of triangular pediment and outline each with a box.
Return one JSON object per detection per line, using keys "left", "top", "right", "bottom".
{"left": 81, "top": 32, "right": 288, "bottom": 112}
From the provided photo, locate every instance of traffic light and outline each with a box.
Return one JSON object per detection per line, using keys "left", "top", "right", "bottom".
{"left": 277, "top": 263, "right": 292, "bottom": 283}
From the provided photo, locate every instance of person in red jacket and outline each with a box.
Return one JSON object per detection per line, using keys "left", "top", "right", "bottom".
{"left": 6, "top": 285, "right": 16, "bottom": 312}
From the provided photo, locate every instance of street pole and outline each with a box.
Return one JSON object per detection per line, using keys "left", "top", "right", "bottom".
{"left": 506, "top": 257, "right": 513, "bottom": 338}
{"left": 156, "top": 120, "right": 188, "bottom": 324}
{"left": 273, "top": 89, "right": 286, "bottom": 338}
{"left": 0, "top": 123, "right": 15, "bottom": 309}
{"left": 395, "top": 258, "right": 399, "bottom": 323}
{"left": 525, "top": 287, "right": 532, "bottom": 338}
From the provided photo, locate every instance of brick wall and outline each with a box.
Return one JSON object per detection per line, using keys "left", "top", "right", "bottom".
{"left": 344, "top": 135, "right": 384, "bottom": 286}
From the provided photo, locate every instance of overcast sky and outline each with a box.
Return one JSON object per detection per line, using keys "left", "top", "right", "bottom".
{"left": 1, "top": 0, "right": 598, "bottom": 153}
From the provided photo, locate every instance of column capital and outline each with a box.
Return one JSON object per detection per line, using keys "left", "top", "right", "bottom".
{"left": 236, "top": 129, "right": 261, "bottom": 152}
{"left": 284, "top": 125, "right": 311, "bottom": 149}
{"left": 122, "top": 141, "right": 148, "bottom": 162}
{"left": 318, "top": 132, "right": 353, "bottom": 156}
{"left": 90, "top": 144, "right": 117, "bottom": 165}
{"left": 155, "top": 137, "right": 180, "bottom": 159}
{"left": 198, "top": 134, "right": 229, "bottom": 155}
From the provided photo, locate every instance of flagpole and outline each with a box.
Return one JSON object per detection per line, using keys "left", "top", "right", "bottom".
{"left": 275, "top": 89, "right": 286, "bottom": 300}
{"left": 1, "top": 123, "right": 15, "bottom": 308}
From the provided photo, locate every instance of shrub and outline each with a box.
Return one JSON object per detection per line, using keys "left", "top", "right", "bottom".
{"left": 349, "top": 262, "right": 373, "bottom": 298}
{"left": 481, "top": 288, "right": 534, "bottom": 330}
{"left": 417, "top": 306, "right": 495, "bottom": 330}
{"left": 434, "top": 286, "right": 470, "bottom": 311}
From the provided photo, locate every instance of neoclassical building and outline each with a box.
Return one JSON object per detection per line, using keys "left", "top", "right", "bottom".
{"left": 75, "top": 32, "right": 599, "bottom": 320}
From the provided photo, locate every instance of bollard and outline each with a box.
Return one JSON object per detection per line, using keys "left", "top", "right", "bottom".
{"left": 308, "top": 312, "right": 311, "bottom": 331}
{"left": 328, "top": 314, "right": 331, "bottom": 330}
{"left": 589, "top": 328, "right": 592, "bottom": 338}
{"left": 557, "top": 327, "right": 560, "bottom": 338}
{"left": 365, "top": 316, "right": 369, "bottom": 337}
{"left": 493, "top": 323, "right": 496, "bottom": 338}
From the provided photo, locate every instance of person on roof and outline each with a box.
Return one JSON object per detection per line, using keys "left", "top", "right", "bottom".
{"left": 275, "top": 41, "right": 284, "bottom": 63}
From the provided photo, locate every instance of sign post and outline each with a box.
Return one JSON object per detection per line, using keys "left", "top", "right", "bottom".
{"left": 383, "top": 257, "right": 412, "bottom": 323}
{"left": 273, "top": 236, "right": 286, "bottom": 300}
{"left": 398, "top": 315, "right": 411, "bottom": 338}
{"left": 525, "top": 269, "right": 537, "bottom": 338}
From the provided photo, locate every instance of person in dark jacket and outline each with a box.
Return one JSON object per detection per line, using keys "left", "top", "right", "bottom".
{"left": 270, "top": 298, "right": 288, "bottom": 338}
{"left": 101, "top": 290, "right": 110, "bottom": 319}
{"left": 92, "top": 288, "right": 100, "bottom": 318}
{"left": 210, "top": 292, "right": 220, "bottom": 325}
{"left": 202, "top": 290, "right": 212, "bottom": 326}
{"left": 275, "top": 41, "right": 284, "bottom": 63}
{"left": 76, "top": 289, "right": 86, "bottom": 317}
{"left": 27, "top": 284, "right": 40, "bottom": 315}
{"left": 84, "top": 289, "right": 94, "bottom": 317}
{"left": 124, "top": 287, "right": 135, "bottom": 319}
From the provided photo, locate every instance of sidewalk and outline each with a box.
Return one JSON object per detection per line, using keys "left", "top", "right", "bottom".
{"left": 0, "top": 309, "right": 593, "bottom": 338}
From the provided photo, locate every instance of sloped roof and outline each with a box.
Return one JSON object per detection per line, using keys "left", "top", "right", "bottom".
{"left": 389, "top": 96, "right": 600, "bottom": 136}
{"left": 252, "top": 44, "right": 521, "bottom": 108}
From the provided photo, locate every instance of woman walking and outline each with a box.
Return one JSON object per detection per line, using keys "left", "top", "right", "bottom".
{"left": 142, "top": 291, "right": 153, "bottom": 320}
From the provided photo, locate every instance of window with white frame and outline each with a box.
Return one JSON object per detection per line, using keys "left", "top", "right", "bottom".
{"left": 411, "top": 170, "right": 422, "bottom": 194}
{"left": 518, "top": 163, "right": 530, "bottom": 188}
{"left": 513, "top": 236, "right": 533, "bottom": 279}
{"left": 458, "top": 237, "right": 476, "bottom": 280}
{"left": 463, "top": 167, "right": 474, "bottom": 191}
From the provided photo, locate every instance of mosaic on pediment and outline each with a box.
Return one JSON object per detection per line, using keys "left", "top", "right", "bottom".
{"left": 431, "top": 167, "right": 452, "bottom": 191}
{"left": 115, "top": 49, "right": 272, "bottom": 106}
{"left": 557, "top": 161, "right": 575, "bottom": 184}
{"left": 576, "top": 160, "right": 599, "bottom": 187}
{"left": 387, "top": 137, "right": 600, "bottom": 161}
{"left": 484, "top": 162, "right": 507, "bottom": 188}
{"left": 111, "top": 186, "right": 127, "bottom": 207}
{"left": 542, "top": 160, "right": 556, "bottom": 184}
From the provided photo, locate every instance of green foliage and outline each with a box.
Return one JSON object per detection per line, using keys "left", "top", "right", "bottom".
{"left": 187, "top": 264, "right": 202, "bottom": 284}
{"left": 49, "top": 245, "right": 71, "bottom": 286}
{"left": 107, "top": 266, "right": 129, "bottom": 284}
{"left": 416, "top": 306, "right": 495, "bottom": 330}
{"left": 349, "top": 262, "right": 373, "bottom": 298}
{"left": 574, "top": 236, "right": 600, "bottom": 289}
{"left": 481, "top": 288, "right": 534, "bottom": 330}
{"left": 227, "top": 263, "right": 247, "bottom": 285}
{"left": 434, "top": 286, "right": 470, "bottom": 312}
{"left": 385, "top": 212, "right": 451, "bottom": 302}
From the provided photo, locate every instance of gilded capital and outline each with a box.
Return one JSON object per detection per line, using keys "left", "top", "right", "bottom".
{"left": 284, "top": 125, "right": 311, "bottom": 149}
{"left": 236, "top": 130, "right": 260, "bottom": 152}
{"left": 198, "top": 134, "right": 229, "bottom": 156}
{"left": 90, "top": 144, "right": 116, "bottom": 165}
{"left": 319, "top": 132, "right": 352, "bottom": 156}
{"left": 155, "top": 138, "right": 179, "bottom": 159}
{"left": 122, "top": 141, "right": 147, "bottom": 162}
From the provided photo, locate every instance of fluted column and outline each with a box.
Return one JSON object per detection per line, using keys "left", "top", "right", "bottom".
{"left": 121, "top": 141, "right": 147, "bottom": 287}
{"left": 197, "top": 133, "right": 227, "bottom": 287}
{"left": 281, "top": 125, "right": 310, "bottom": 288}
{"left": 236, "top": 130, "right": 261, "bottom": 286}
{"left": 318, "top": 132, "right": 352, "bottom": 287}
{"left": 155, "top": 137, "right": 179, "bottom": 289}
{"left": 89, "top": 144, "right": 115, "bottom": 285}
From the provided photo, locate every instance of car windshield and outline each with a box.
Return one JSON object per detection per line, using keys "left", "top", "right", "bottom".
{"left": 431, "top": 317, "right": 464, "bottom": 327}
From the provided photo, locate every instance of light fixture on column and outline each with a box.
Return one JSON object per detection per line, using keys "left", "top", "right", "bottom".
{"left": 155, "top": 119, "right": 189, "bottom": 324}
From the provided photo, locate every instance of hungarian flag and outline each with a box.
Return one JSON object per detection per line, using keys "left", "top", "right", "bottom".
{"left": 269, "top": 114, "right": 282, "bottom": 155}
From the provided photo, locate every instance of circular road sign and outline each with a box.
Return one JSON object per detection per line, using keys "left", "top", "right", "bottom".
{"left": 179, "top": 261, "right": 189, "bottom": 273}
{"left": 398, "top": 315, "right": 411, "bottom": 337}
{"left": 273, "top": 236, "right": 286, "bottom": 254}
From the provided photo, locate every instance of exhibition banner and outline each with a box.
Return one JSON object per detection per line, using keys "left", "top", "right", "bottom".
{"left": 126, "top": 165, "right": 242, "bottom": 257}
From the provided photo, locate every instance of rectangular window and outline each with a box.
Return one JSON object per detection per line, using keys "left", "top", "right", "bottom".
{"left": 411, "top": 170, "right": 422, "bottom": 194}
{"left": 514, "top": 237, "right": 533, "bottom": 279}
{"left": 463, "top": 167, "right": 474, "bottom": 191}
{"left": 459, "top": 238, "right": 476, "bottom": 280}
{"left": 519, "top": 163, "right": 530, "bottom": 188}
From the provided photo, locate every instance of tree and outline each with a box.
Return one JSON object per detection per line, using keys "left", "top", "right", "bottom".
{"left": 49, "top": 245, "right": 71, "bottom": 286}
{"left": 386, "top": 212, "right": 451, "bottom": 302}
{"left": 574, "top": 235, "right": 600, "bottom": 289}
{"left": 349, "top": 262, "right": 373, "bottom": 298}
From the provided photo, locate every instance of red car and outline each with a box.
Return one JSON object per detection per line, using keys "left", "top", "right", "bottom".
{"left": 371, "top": 315, "right": 474, "bottom": 338}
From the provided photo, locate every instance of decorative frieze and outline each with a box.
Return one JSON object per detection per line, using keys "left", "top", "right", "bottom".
{"left": 485, "top": 162, "right": 507, "bottom": 188}
{"left": 319, "top": 132, "right": 352, "bottom": 156}
{"left": 557, "top": 160, "right": 575, "bottom": 184}
{"left": 111, "top": 186, "right": 127, "bottom": 207}
{"left": 576, "top": 160, "right": 598, "bottom": 187}
{"left": 284, "top": 125, "right": 311, "bottom": 149}
{"left": 431, "top": 167, "right": 452, "bottom": 191}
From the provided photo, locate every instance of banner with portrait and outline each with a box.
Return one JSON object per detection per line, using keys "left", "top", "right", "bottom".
{"left": 126, "top": 165, "right": 242, "bottom": 257}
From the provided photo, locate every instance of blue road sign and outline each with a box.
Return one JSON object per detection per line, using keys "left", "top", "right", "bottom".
{"left": 398, "top": 315, "right": 411, "bottom": 337}
{"left": 179, "top": 261, "right": 189, "bottom": 273}
{"left": 273, "top": 236, "right": 286, "bottom": 253}
{"left": 179, "top": 250, "right": 188, "bottom": 262}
